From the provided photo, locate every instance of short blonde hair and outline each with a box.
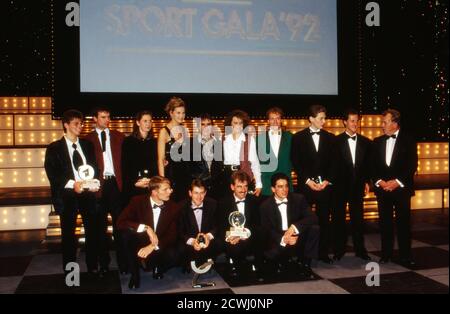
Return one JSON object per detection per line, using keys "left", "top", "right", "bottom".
{"left": 148, "top": 176, "right": 171, "bottom": 192}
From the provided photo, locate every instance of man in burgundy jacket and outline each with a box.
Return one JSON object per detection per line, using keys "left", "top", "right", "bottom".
{"left": 117, "top": 176, "right": 180, "bottom": 289}
{"left": 84, "top": 107, "right": 126, "bottom": 275}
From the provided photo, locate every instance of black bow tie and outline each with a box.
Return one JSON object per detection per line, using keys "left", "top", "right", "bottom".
{"left": 235, "top": 200, "right": 245, "bottom": 205}
{"left": 192, "top": 207, "right": 203, "bottom": 211}
{"left": 153, "top": 203, "right": 165, "bottom": 210}
{"left": 277, "top": 201, "right": 288, "bottom": 206}
{"left": 310, "top": 130, "right": 320, "bottom": 136}
{"left": 388, "top": 134, "right": 397, "bottom": 139}
{"left": 346, "top": 134, "right": 357, "bottom": 141}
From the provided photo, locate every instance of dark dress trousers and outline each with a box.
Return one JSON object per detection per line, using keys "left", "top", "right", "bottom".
{"left": 84, "top": 129, "right": 127, "bottom": 272}
{"left": 44, "top": 137, "right": 101, "bottom": 272}
{"left": 333, "top": 133, "right": 372, "bottom": 256}
{"left": 260, "top": 193, "right": 319, "bottom": 263}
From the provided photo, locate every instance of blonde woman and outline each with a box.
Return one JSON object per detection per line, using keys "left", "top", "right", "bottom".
{"left": 157, "top": 97, "right": 191, "bottom": 201}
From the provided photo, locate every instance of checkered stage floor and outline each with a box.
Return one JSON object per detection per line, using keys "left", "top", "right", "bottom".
{"left": 1, "top": 209, "right": 448, "bottom": 294}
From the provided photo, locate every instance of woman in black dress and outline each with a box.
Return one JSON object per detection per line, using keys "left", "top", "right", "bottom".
{"left": 157, "top": 97, "right": 191, "bottom": 201}
{"left": 122, "top": 111, "right": 158, "bottom": 205}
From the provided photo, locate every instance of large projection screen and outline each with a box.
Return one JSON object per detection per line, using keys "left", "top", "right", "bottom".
{"left": 79, "top": 0, "right": 338, "bottom": 95}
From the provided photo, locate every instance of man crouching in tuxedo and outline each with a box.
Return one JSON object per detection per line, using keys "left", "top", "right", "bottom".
{"left": 260, "top": 173, "right": 320, "bottom": 276}
{"left": 117, "top": 176, "right": 180, "bottom": 289}
{"left": 178, "top": 179, "right": 221, "bottom": 273}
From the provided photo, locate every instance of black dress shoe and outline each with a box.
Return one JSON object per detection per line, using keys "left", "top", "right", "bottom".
{"left": 128, "top": 275, "right": 140, "bottom": 289}
{"left": 355, "top": 253, "right": 371, "bottom": 261}
{"left": 229, "top": 265, "right": 238, "bottom": 277}
{"left": 301, "top": 264, "right": 314, "bottom": 278}
{"left": 333, "top": 253, "right": 344, "bottom": 261}
{"left": 98, "top": 267, "right": 109, "bottom": 278}
{"left": 152, "top": 267, "right": 164, "bottom": 279}
{"left": 398, "top": 258, "right": 416, "bottom": 267}
{"left": 379, "top": 257, "right": 391, "bottom": 264}
{"left": 319, "top": 256, "right": 334, "bottom": 264}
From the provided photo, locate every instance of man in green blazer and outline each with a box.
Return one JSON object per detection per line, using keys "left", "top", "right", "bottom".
{"left": 256, "top": 107, "right": 293, "bottom": 196}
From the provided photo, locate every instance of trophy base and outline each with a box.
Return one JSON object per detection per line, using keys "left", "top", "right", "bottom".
{"left": 192, "top": 282, "right": 216, "bottom": 289}
{"left": 80, "top": 179, "right": 100, "bottom": 191}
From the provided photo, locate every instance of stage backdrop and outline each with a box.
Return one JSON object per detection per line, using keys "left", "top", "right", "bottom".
{"left": 54, "top": 0, "right": 357, "bottom": 118}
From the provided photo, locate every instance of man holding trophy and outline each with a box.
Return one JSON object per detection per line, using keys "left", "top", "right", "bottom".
{"left": 44, "top": 109, "right": 101, "bottom": 276}
{"left": 178, "top": 179, "right": 220, "bottom": 273}
{"left": 218, "top": 171, "right": 264, "bottom": 278}
{"left": 260, "top": 173, "right": 320, "bottom": 276}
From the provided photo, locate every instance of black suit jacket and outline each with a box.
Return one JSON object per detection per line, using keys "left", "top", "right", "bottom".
{"left": 178, "top": 197, "right": 218, "bottom": 244}
{"left": 335, "top": 133, "right": 372, "bottom": 196}
{"left": 44, "top": 137, "right": 99, "bottom": 214}
{"left": 260, "top": 193, "right": 318, "bottom": 250}
{"left": 371, "top": 130, "right": 418, "bottom": 196}
{"left": 291, "top": 128, "right": 337, "bottom": 193}
{"left": 217, "top": 193, "right": 260, "bottom": 239}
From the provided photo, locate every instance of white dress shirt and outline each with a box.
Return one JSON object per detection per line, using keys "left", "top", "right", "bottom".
{"left": 268, "top": 129, "right": 282, "bottom": 158}
{"left": 275, "top": 197, "right": 300, "bottom": 247}
{"left": 346, "top": 131, "right": 357, "bottom": 166}
{"left": 95, "top": 128, "right": 115, "bottom": 177}
{"left": 187, "top": 202, "right": 214, "bottom": 245}
{"left": 223, "top": 133, "right": 262, "bottom": 189}
{"left": 234, "top": 195, "right": 246, "bottom": 215}
{"left": 385, "top": 129, "right": 400, "bottom": 167}
{"left": 375, "top": 129, "right": 404, "bottom": 188}
{"left": 64, "top": 136, "right": 87, "bottom": 189}
{"left": 309, "top": 127, "right": 320, "bottom": 152}
{"left": 150, "top": 197, "right": 163, "bottom": 232}
{"left": 192, "top": 202, "right": 204, "bottom": 232}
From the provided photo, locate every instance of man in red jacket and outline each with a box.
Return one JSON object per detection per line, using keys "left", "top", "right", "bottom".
{"left": 84, "top": 107, "right": 126, "bottom": 275}
{"left": 117, "top": 176, "right": 180, "bottom": 289}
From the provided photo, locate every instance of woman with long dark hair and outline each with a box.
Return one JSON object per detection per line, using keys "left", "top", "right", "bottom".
{"left": 122, "top": 111, "right": 158, "bottom": 205}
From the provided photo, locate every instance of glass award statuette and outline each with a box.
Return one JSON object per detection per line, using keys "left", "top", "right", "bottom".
{"left": 78, "top": 165, "right": 100, "bottom": 191}
{"left": 196, "top": 233, "right": 207, "bottom": 249}
{"left": 226, "top": 211, "right": 251, "bottom": 241}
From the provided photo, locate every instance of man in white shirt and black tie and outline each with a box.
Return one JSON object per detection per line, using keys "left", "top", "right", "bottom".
{"left": 291, "top": 104, "right": 337, "bottom": 264}
{"left": 260, "top": 173, "right": 319, "bottom": 276}
{"left": 333, "top": 109, "right": 372, "bottom": 261}
{"left": 371, "top": 109, "right": 418, "bottom": 266}
{"left": 44, "top": 110, "right": 100, "bottom": 276}
{"left": 85, "top": 107, "right": 127, "bottom": 276}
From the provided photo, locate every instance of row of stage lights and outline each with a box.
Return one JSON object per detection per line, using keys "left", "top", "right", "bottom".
{"left": 0, "top": 206, "right": 51, "bottom": 230}
{"left": 0, "top": 97, "right": 51, "bottom": 111}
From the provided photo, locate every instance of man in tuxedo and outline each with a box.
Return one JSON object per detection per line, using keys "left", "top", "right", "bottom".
{"left": 178, "top": 179, "right": 220, "bottom": 272}
{"left": 218, "top": 171, "right": 264, "bottom": 277}
{"left": 257, "top": 107, "right": 293, "bottom": 197}
{"left": 371, "top": 109, "right": 418, "bottom": 266}
{"left": 291, "top": 104, "right": 337, "bottom": 264}
{"left": 190, "top": 113, "right": 224, "bottom": 199}
{"left": 117, "top": 176, "right": 180, "bottom": 288}
{"left": 260, "top": 173, "right": 319, "bottom": 275}
{"left": 44, "top": 109, "right": 101, "bottom": 275}
{"left": 84, "top": 107, "right": 127, "bottom": 275}
{"left": 333, "top": 109, "right": 371, "bottom": 261}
